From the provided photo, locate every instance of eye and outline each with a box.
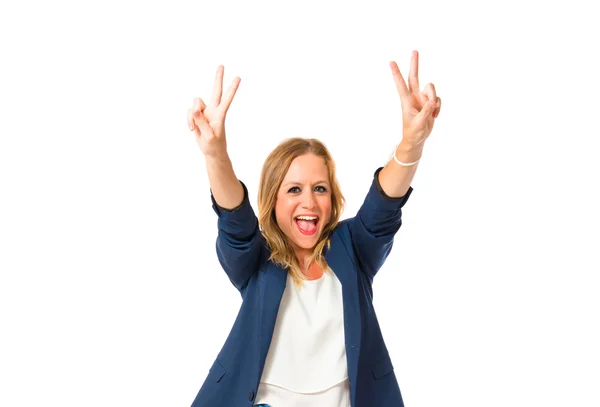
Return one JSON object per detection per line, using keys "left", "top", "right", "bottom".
{"left": 287, "top": 186, "right": 300, "bottom": 194}
{"left": 314, "top": 185, "right": 328, "bottom": 193}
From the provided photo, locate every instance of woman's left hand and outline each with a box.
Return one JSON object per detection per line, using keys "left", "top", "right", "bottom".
{"left": 390, "top": 50, "right": 441, "bottom": 149}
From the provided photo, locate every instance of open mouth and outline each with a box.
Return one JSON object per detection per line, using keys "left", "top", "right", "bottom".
{"left": 294, "top": 215, "right": 319, "bottom": 236}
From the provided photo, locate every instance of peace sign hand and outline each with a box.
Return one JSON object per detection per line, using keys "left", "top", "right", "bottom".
{"left": 390, "top": 50, "right": 441, "bottom": 149}
{"left": 187, "top": 65, "right": 241, "bottom": 158}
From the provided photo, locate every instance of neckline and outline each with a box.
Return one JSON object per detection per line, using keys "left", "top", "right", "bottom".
{"left": 304, "top": 274, "right": 324, "bottom": 282}
{"left": 302, "top": 267, "right": 329, "bottom": 282}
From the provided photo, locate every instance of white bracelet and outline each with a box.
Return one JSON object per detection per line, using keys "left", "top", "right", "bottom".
{"left": 388, "top": 144, "right": 421, "bottom": 167}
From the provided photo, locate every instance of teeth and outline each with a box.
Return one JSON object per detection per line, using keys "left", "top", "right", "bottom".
{"left": 296, "top": 216, "right": 317, "bottom": 220}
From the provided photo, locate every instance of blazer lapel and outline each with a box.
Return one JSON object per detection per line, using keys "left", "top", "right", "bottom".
{"left": 257, "top": 262, "right": 287, "bottom": 378}
{"left": 325, "top": 232, "right": 361, "bottom": 407}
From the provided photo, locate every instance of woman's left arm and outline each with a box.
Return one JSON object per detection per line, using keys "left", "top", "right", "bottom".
{"left": 378, "top": 50, "right": 442, "bottom": 197}
{"left": 347, "top": 50, "right": 441, "bottom": 281}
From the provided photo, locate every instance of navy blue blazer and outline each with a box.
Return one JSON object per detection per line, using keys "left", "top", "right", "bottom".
{"left": 191, "top": 167, "right": 413, "bottom": 407}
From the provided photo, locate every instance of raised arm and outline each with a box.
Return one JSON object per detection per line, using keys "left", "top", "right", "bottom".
{"left": 188, "top": 65, "right": 243, "bottom": 208}
{"left": 378, "top": 50, "right": 441, "bottom": 197}
{"left": 348, "top": 50, "right": 441, "bottom": 281}
{"left": 187, "top": 66, "right": 263, "bottom": 293}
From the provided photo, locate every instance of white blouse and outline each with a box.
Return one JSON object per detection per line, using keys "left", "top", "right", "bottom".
{"left": 255, "top": 268, "right": 350, "bottom": 406}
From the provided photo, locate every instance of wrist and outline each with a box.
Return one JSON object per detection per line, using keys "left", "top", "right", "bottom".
{"left": 205, "top": 150, "right": 231, "bottom": 164}
{"left": 395, "top": 142, "right": 423, "bottom": 162}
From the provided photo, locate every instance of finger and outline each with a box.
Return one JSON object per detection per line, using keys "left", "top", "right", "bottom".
{"left": 194, "top": 109, "right": 214, "bottom": 138}
{"left": 211, "top": 65, "right": 224, "bottom": 106}
{"left": 416, "top": 99, "right": 437, "bottom": 125}
{"left": 408, "top": 50, "right": 420, "bottom": 94}
{"left": 389, "top": 61, "right": 409, "bottom": 103}
{"left": 187, "top": 108, "right": 195, "bottom": 131}
{"left": 219, "top": 76, "right": 241, "bottom": 115}
{"left": 433, "top": 96, "right": 441, "bottom": 119}
{"left": 191, "top": 98, "right": 210, "bottom": 133}
{"left": 192, "top": 97, "right": 206, "bottom": 116}
{"left": 423, "top": 83, "right": 437, "bottom": 107}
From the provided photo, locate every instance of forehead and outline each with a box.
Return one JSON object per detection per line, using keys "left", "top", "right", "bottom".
{"left": 282, "top": 153, "right": 330, "bottom": 183}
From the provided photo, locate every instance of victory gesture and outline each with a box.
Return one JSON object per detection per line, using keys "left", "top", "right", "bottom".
{"left": 390, "top": 50, "right": 442, "bottom": 149}
{"left": 187, "top": 65, "right": 241, "bottom": 158}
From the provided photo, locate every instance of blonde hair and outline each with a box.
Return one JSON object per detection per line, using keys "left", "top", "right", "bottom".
{"left": 257, "top": 138, "right": 345, "bottom": 287}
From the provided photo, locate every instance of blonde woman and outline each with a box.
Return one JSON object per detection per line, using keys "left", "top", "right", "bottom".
{"left": 186, "top": 50, "right": 441, "bottom": 407}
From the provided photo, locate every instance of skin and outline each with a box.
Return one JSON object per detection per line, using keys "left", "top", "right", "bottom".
{"left": 275, "top": 153, "right": 332, "bottom": 279}
{"left": 378, "top": 50, "right": 442, "bottom": 198}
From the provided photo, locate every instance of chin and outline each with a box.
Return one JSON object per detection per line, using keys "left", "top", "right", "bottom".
{"left": 296, "top": 241, "right": 317, "bottom": 250}
{"left": 288, "top": 234, "right": 318, "bottom": 251}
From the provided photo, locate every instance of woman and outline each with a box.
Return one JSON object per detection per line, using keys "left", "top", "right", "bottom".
{"left": 186, "top": 50, "right": 441, "bottom": 407}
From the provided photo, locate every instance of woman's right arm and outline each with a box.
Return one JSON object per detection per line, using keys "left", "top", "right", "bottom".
{"left": 187, "top": 65, "right": 243, "bottom": 209}
{"left": 204, "top": 153, "right": 243, "bottom": 210}
{"left": 187, "top": 66, "right": 263, "bottom": 293}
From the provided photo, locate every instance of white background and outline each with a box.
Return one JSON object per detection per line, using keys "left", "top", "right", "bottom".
{"left": 1, "top": 0, "right": 599, "bottom": 406}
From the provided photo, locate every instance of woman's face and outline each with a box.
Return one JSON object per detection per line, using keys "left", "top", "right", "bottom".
{"left": 275, "top": 153, "right": 332, "bottom": 257}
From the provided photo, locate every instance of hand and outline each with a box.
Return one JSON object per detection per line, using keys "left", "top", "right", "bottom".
{"left": 389, "top": 50, "right": 441, "bottom": 149}
{"left": 187, "top": 65, "right": 241, "bottom": 158}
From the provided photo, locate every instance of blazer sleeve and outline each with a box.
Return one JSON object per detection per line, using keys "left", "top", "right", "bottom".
{"left": 210, "top": 180, "right": 265, "bottom": 293}
{"left": 347, "top": 167, "right": 413, "bottom": 281}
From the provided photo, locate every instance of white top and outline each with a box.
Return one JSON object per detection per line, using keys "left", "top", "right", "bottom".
{"left": 256, "top": 267, "right": 349, "bottom": 403}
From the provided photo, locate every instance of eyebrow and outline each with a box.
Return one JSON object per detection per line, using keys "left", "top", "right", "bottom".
{"left": 282, "top": 180, "right": 330, "bottom": 187}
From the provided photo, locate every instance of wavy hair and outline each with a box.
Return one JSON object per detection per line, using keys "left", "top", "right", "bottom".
{"left": 257, "top": 138, "right": 345, "bottom": 287}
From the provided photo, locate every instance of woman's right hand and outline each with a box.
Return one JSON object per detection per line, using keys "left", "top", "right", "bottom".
{"left": 187, "top": 65, "right": 241, "bottom": 158}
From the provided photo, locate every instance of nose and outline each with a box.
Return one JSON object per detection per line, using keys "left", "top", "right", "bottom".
{"left": 301, "top": 190, "right": 317, "bottom": 209}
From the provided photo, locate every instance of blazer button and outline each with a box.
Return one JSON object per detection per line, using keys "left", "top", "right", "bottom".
{"left": 249, "top": 391, "right": 255, "bottom": 401}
